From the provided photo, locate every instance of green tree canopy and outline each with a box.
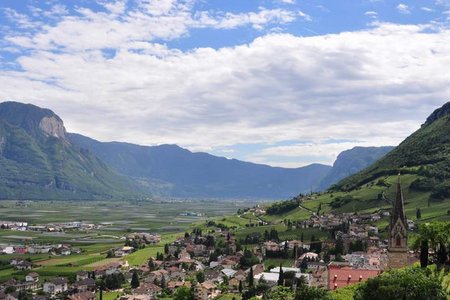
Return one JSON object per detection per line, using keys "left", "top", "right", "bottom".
{"left": 354, "top": 268, "right": 446, "bottom": 300}
{"left": 173, "top": 286, "right": 194, "bottom": 300}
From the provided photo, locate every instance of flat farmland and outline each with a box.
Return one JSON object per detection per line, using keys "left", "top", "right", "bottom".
{"left": 0, "top": 199, "right": 262, "bottom": 282}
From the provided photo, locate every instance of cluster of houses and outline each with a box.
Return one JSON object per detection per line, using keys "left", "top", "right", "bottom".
{"left": 0, "top": 203, "right": 418, "bottom": 300}
{"left": 0, "top": 271, "right": 97, "bottom": 300}
{"left": 0, "top": 221, "right": 99, "bottom": 233}
{"left": 125, "top": 233, "right": 161, "bottom": 245}
{"left": 1, "top": 244, "right": 80, "bottom": 257}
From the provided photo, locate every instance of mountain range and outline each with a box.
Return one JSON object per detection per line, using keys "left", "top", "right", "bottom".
{"left": 0, "top": 101, "right": 393, "bottom": 200}
{"left": 335, "top": 101, "right": 450, "bottom": 198}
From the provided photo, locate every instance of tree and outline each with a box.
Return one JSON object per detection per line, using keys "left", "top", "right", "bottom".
{"left": 256, "top": 275, "right": 269, "bottom": 294}
{"left": 238, "top": 280, "right": 243, "bottom": 293}
{"left": 354, "top": 268, "right": 446, "bottom": 300}
{"left": 160, "top": 275, "right": 167, "bottom": 289}
{"left": 267, "top": 286, "right": 295, "bottom": 300}
{"left": 4, "top": 286, "right": 16, "bottom": 294}
{"left": 335, "top": 237, "right": 344, "bottom": 255}
{"left": 300, "top": 257, "right": 308, "bottom": 273}
{"left": 247, "top": 266, "right": 254, "bottom": 287}
{"left": 270, "top": 228, "right": 279, "bottom": 241}
{"left": 300, "top": 232, "right": 304, "bottom": 243}
{"left": 173, "top": 286, "right": 194, "bottom": 300}
{"left": 416, "top": 208, "right": 422, "bottom": 219}
{"left": 131, "top": 271, "right": 140, "bottom": 289}
{"left": 418, "top": 222, "right": 450, "bottom": 268}
{"left": 164, "top": 243, "right": 169, "bottom": 255}
{"left": 420, "top": 239, "right": 429, "bottom": 268}
{"left": 196, "top": 271, "right": 205, "bottom": 283}
{"left": 293, "top": 245, "right": 298, "bottom": 259}
{"left": 148, "top": 257, "right": 156, "bottom": 271}
{"left": 106, "top": 249, "right": 114, "bottom": 258}
{"left": 295, "top": 284, "right": 330, "bottom": 300}
{"left": 208, "top": 252, "right": 218, "bottom": 263}
{"left": 156, "top": 252, "right": 164, "bottom": 261}
{"left": 277, "top": 264, "right": 284, "bottom": 286}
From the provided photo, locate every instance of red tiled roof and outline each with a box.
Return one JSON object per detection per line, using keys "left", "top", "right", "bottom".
{"left": 328, "top": 266, "right": 380, "bottom": 290}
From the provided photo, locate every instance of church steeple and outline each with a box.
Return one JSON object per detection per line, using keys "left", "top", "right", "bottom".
{"left": 388, "top": 174, "right": 408, "bottom": 268}
{"left": 391, "top": 175, "right": 406, "bottom": 230}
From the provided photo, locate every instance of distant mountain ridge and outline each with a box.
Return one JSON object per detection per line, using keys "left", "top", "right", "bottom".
{"left": 68, "top": 133, "right": 331, "bottom": 198}
{"left": 0, "top": 101, "right": 395, "bottom": 200}
{"left": 318, "top": 146, "right": 394, "bottom": 190}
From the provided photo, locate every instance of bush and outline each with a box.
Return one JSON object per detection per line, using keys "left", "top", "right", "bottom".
{"left": 376, "top": 179, "right": 390, "bottom": 187}
{"left": 267, "top": 196, "right": 301, "bottom": 215}
{"left": 354, "top": 268, "right": 446, "bottom": 300}
{"left": 430, "top": 182, "right": 450, "bottom": 200}
{"left": 329, "top": 195, "right": 354, "bottom": 209}
{"left": 410, "top": 177, "right": 436, "bottom": 191}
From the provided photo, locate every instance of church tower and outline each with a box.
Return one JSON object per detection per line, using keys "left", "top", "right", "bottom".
{"left": 388, "top": 175, "right": 408, "bottom": 268}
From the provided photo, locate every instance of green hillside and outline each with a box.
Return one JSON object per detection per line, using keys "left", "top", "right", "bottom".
{"left": 335, "top": 102, "right": 450, "bottom": 196}
{"left": 252, "top": 102, "right": 450, "bottom": 231}
{"left": 0, "top": 102, "right": 140, "bottom": 200}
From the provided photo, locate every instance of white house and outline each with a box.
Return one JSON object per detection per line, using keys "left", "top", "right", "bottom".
{"left": 2, "top": 246, "right": 14, "bottom": 254}
{"left": 43, "top": 278, "right": 68, "bottom": 294}
{"left": 25, "top": 272, "right": 39, "bottom": 282}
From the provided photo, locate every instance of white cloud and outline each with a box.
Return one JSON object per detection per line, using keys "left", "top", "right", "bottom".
{"left": 421, "top": 7, "right": 434, "bottom": 12}
{"left": 1, "top": 4, "right": 450, "bottom": 167}
{"left": 196, "top": 8, "right": 305, "bottom": 30}
{"left": 397, "top": 3, "right": 411, "bottom": 14}
{"left": 365, "top": 11, "right": 378, "bottom": 19}
{"left": 444, "top": 10, "right": 450, "bottom": 19}
{"left": 3, "top": 3, "right": 305, "bottom": 53}
{"left": 3, "top": 8, "right": 37, "bottom": 29}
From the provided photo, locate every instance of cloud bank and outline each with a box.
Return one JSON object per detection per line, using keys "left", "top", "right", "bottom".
{"left": 1, "top": 1, "right": 450, "bottom": 167}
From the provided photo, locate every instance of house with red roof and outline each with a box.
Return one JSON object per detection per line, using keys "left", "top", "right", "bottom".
{"left": 327, "top": 262, "right": 380, "bottom": 290}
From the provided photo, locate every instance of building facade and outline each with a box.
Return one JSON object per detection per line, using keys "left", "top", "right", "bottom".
{"left": 388, "top": 176, "right": 408, "bottom": 268}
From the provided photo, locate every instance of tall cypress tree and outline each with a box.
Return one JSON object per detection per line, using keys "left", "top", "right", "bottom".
{"left": 277, "top": 264, "right": 284, "bottom": 286}
{"left": 420, "top": 239, "right": 429, "bottom": 268}
{"left": 247, "top": 266, "right": 254, "bottom": 287}
{"left": 131, "top": 271, "right": 140, "bottom": 288}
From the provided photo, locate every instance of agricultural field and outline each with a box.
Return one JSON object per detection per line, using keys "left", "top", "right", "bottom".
{"left": 0, "top": 199, "right": 262, "bottom": 282}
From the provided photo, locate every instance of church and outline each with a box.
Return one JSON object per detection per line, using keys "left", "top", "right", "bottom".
{"left": 388, "top": 175, "right": 409, "bottom": 268}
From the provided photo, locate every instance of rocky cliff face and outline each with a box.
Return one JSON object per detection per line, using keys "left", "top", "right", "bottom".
{"left": 425, "top": 101, "right": 450, "bottom": 125}
{"left": 0, "top": 101, "right": 138, "bottom": 200}
{"left": 39, "top": 116, "right": 67, "bottom": 140}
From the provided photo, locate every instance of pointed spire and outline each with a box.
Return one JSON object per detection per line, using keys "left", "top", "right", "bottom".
{"left": 391, "top": 173, "right": 406, "bottom": 227}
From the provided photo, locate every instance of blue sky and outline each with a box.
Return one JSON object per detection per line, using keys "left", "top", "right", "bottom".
{"left": 1, "top": 0, "right": 450, "bottom": 167}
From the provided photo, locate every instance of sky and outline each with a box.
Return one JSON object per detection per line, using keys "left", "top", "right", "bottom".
{"left": 1, "top": 0, "right": 450, "bottom": 168}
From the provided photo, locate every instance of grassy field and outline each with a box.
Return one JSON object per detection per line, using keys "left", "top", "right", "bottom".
{"left": 266, "top": 174, "right": 450, "bottom": 229}
{"left": 0, "top": 199, "right": 261, "bottom": 282}
{"left": 264, "top": 258, "right": 296, "bottom": 268}
{"left": 216, "top": 294, "right": 242, "bottom": 300}
{"left": 97, "top": 291, "right": 122, "bottom": 300}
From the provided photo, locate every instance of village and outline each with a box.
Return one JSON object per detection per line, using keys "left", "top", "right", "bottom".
{"left": 0, "top": 195, "right": 419, "bottom": 300}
